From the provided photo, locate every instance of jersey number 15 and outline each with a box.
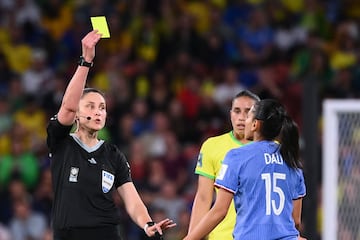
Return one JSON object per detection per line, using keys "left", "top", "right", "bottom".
{"left": 261, "top": 173, "right": 286, "bottom": 216}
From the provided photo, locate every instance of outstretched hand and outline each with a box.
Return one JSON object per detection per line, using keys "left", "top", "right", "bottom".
{"left": 81, "top": 30, "right": 102, "bottom": 63}
{"left": 145, "top": 218, "right": 176, "bottom": 237}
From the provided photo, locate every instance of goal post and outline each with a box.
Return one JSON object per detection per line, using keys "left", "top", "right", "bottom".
{"left": 322, "top": 99, "right": 360, "bottom": 240}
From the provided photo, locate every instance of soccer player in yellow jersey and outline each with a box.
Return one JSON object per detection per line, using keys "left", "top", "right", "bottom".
{"left": 188, "top": 90, "right": 260, "bottom": 240}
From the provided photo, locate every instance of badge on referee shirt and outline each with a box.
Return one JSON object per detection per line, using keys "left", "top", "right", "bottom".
{"left": 69, "top": 167, "right": 79, "bottom": 182}
{"left": 102, "top": 170, "right": 114, "bottom": 193}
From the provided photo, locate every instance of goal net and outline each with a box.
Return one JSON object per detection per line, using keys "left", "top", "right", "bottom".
{"left": 323, "top": 99, "right": 360, "bottom": 240}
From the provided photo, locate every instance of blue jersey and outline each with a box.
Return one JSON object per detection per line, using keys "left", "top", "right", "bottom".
{"left": 215, "top": 141, "right": 306, "bottom": 240}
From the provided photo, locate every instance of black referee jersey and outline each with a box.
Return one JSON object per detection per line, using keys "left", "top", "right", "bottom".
{"left": 46, "top": 116, "right": 132, "bottom": 230}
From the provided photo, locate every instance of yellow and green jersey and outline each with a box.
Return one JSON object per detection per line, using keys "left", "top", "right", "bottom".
{"left": 195, "top": 131, "right": 247, "bottom": 240}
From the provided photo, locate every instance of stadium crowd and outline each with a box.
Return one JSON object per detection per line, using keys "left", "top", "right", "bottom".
{"left": 0, "top": 0, "right": 360, "bottom": 239}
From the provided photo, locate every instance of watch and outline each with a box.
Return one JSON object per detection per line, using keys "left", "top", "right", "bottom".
{"left": 78, "top": 56, "right": 93, "bottom": 68}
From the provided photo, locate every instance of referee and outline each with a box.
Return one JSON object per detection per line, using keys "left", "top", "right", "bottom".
{"left": 46, "top": 30, "right": 175, "bottom": 240}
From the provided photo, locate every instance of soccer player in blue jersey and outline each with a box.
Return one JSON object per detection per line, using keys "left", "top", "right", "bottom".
{"left": 183, "top": 99, "right": 306, "bottom": 240}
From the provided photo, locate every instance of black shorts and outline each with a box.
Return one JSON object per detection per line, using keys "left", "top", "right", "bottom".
{"left": 53, "top": 225, "right": 122, "bottom": 240}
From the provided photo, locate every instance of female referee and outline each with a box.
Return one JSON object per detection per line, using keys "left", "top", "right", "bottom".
{"left": 183, "top": 99, "right": 306, "bottom": 240}
{"left": 46, "top": 30, "right": 175, "bottom": 240}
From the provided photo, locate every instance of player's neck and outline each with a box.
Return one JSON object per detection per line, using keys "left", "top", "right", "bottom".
{"left": 239, "top": 139, "right": 251, "bottom": 144}
{"left": 232, "top": 131, "right": 248, "bottom": 144}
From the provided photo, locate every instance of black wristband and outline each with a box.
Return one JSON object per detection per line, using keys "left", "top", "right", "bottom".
{"left": 144, "top": 221, "right": 155, "bottom": 233}
{"left": 78, "top": 56, "right": 93, "bottom": 68}
{"left": 147, "top": 221, "right": 155, "bottom": 226}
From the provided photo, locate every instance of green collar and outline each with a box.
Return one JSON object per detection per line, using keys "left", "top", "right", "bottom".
{"left": 230, "top": 131, "right": 246, "bottom": 146}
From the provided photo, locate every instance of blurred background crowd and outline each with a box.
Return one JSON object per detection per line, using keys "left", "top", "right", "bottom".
{"left": 0, "top": 0, "right": 359, "bottom": 239}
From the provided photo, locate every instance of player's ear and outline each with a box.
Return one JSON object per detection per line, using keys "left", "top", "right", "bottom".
{"left": 252, "top": 119, "right": 260, "bottom": 131}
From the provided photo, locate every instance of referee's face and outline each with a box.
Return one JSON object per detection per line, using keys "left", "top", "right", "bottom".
{"left": 78, "top": 92, "right": 107, "bottom": 130}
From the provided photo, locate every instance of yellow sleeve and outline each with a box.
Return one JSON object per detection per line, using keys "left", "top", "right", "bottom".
{"left": 195, "top": 138, "right": 216, "bottom": 179}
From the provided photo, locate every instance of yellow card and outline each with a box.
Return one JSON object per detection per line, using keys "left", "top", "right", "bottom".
{"left": 90, "top": 16, "right": 110, "bottom": 38}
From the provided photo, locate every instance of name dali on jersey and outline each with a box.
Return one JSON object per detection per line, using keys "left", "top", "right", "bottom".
{"left": 264, "top": 153, "right": 283, "bottom": 165}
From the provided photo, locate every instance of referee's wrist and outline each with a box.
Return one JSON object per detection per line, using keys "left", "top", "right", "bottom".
{"left": 143, "top": 221, "right": 155, "bottom": 234}
{"left": 78, "top": 56, "right": 93, "bottom": 68}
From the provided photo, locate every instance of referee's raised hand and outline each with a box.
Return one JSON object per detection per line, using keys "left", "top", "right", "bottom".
{"left": 81, "top": 30, "right": 102, "bottom": 64}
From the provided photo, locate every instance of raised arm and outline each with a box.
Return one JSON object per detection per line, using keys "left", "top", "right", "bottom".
{"left": 57, "top": 30, "right": 101, "bottom": 126}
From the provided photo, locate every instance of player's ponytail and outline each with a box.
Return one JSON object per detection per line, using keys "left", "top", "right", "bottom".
{"left": 279, "top": 115, "right": 302, "bottom": 169}
{"left": 254, "top": 99, "right": 302, "bottom": 169}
